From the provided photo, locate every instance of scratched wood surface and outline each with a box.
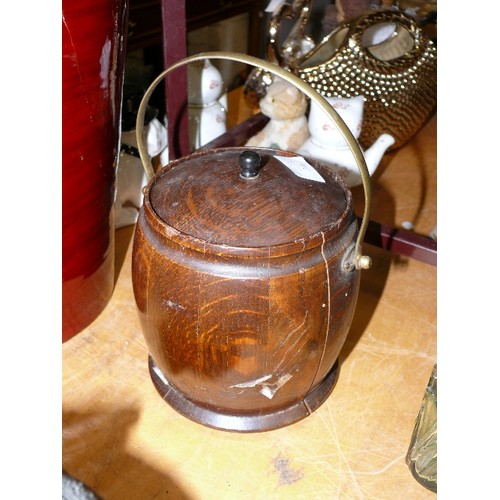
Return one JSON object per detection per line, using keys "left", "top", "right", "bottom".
{"left": 62, "top": 99, "right": 436, "bottom": 499}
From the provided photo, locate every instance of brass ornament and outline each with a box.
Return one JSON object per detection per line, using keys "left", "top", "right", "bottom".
{"left": 293, "top": 10, "right": 437, "bottom": 150}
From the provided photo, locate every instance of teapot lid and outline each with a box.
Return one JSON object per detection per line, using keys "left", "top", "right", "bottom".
{"left": 146, "top": 147, "right": 353, "bottom": 253}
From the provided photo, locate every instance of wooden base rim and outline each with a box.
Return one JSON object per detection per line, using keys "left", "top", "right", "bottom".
{"left": 148, "top": 355, "right": 339, "bottom": 433}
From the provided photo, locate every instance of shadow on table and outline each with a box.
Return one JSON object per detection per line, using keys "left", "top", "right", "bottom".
{"left": 114, "top": 224, "right": 136, "bottom": 284}
{"left": 341, "top": 121, "right": 435, "bottom": 362}
{"left": 340, "top": 245, "right": 394, "bottom": 365}
{"left": 62, "top": 405, "right": 192, "bottom": 500}
{"left": 408, "top": 122, "right": 434, "bottom": 233}
{"left": 340, "top": 176, "right": 397, "bottom": 362}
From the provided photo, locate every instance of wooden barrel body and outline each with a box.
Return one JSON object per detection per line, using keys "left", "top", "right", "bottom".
{"left": 132, "top": 147, "right": 361, "bottom": 431}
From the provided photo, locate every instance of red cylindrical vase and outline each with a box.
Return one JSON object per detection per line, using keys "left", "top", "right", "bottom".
{"left": 62, "top": 0, "right": 128, "bottom": 341}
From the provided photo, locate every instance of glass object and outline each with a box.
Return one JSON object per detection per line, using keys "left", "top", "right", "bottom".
{"left": 406, "top": 364, "right": 437, "bottom": 492}
{"left": 243, "top": 0, "right": 315, "bottom": 110}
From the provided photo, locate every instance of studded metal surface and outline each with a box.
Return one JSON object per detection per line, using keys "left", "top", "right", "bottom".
{"left": 294, "top": 10, "right": 437, "bottom": 150}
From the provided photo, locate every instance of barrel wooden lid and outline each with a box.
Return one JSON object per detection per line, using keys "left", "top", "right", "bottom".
{"left": 148, "top": 147, "right": 352, "bottom": 249}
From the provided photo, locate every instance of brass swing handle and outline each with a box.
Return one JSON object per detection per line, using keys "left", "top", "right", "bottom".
{"left": 136, "top": 51, "right": 372, "bottom": 271}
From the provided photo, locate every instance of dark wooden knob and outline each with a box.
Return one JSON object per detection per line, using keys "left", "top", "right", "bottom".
{"left": 239, "top": 150, "right": 261, "bottom": 179}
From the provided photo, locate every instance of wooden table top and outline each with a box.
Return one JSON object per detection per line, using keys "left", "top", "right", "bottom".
{"left": 63, "top": 104, "right": 437, "bottom": 499}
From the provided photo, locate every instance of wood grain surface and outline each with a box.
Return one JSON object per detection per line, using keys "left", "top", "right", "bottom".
{"left": 62, "top": 95, "right": 436, "bottom": 498}
{"left": 131, "top": 146, "right": 363, "bottom": 430}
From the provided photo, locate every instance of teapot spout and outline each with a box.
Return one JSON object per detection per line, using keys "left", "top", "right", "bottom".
{"left": 363, "top": 133, "right": 395, "bottom": 176}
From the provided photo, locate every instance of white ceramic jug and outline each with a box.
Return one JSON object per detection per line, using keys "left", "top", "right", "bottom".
{"left": 188, "top": 59, "right": 227, "bottom": 150}
{"left": 297, "top": 95, "right": 395, "bottom": 187}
